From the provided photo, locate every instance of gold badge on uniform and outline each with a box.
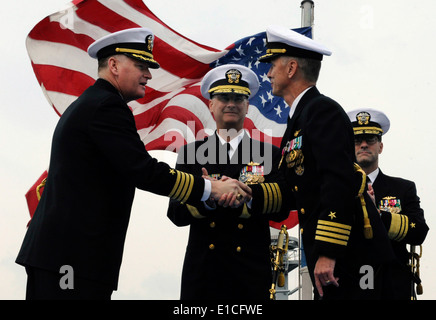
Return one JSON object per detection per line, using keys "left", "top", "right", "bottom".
{"left": 239, "top": 162, "right": 265, "bottom": 184}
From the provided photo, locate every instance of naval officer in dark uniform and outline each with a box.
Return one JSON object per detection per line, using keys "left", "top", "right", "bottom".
{"left": 258, "top": 25, "right": 394, "bottom": 299}
{"left": 347, "top": 108, "right": 429, "bottom": 299}
{"left": 16, "top": 28, "right": 250, "bottom": 300}
{"left": 167, "top": 64, "right": 292, "bottom": 299}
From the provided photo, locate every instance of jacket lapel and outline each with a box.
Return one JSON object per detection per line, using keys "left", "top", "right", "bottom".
{"left": 372, "top": 170, "right": 390, "bottom": 203}
{"left": 280, "top": 86, "right": 321, "bottom": 149}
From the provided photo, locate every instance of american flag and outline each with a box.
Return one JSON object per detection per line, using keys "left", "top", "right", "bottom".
{"left": 214, "top": 27, "right": 311, "bottom": 148}
{"left": 26, "top": 0, "right": 304, "bottom": 228}
{"left": 27, "top": 0, "right": 312, "bottom": 151}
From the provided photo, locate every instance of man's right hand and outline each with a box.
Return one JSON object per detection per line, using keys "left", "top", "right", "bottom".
{"left": 210, "top": 179, "right": 251, "bottom": 208}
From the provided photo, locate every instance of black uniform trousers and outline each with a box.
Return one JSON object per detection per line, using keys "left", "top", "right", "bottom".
{"left": 25, "top": 266, "right": 113, "bottom": 300}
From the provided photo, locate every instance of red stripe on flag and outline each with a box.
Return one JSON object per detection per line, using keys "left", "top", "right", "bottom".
{"left": 31, "top": 63, "right": 94, "bottom": 97}
{"left": 269, "top": 210, "right": 299, "bottom": 230}
{"left": 153, "top": 39, "right": 212, "bottom": 78}
{"left": 243, "top": 118, "right": 282, "bottom": 147}
{"left": 75, "top": 0, "right": 141, "bottom": 32}
{"left": 28, "top": 18, "right": 95, "bottom": 51}
{"left": 123, "top": 0, "right": 221, "bottom": 53}
{"left": 24, "top": 0, "right": 290, "bottom": 221}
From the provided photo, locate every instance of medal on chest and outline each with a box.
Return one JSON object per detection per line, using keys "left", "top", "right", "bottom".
{"left": 379, "top": 196, "right": 402, "bottom": 214}
{"left": 239, "top": 162, "right": 265, "bottom": 184}
{"left": 279, "top": 133, "right": 305, "bottom": 175}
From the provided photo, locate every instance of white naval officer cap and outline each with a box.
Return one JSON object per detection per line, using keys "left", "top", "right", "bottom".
{"left": 258, "top": 25, "right": 332, "bottom": 62}
{"left": 200, "top": 64, "right": 260, "bottom": 99}
{"left": 347, "top": 108, "right": 390, "bottom": 136}
{"left": 87, "top": 27, "right": 160, "bottom": 69}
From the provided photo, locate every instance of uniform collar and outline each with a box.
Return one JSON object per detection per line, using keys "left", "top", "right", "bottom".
{"left": 216, "top": 130, "right": 246, "bottom": 159}
{"left": 367, "top": 167, "right": 380, "bottom": 183}
{"left": 288, "top": 86, "right": 314, "bottom": 120}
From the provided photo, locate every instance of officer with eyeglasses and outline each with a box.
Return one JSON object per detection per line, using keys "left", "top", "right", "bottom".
{"left": 347, "top": 108, "right": 429, "bottom": 299}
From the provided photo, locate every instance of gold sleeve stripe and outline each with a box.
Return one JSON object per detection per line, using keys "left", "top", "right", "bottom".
{"left": 316, "top": 230, "right": 349, "bottom": 241}
{"left": 168, "top": 171, "right": 194, "bottom": 202}
{"left": 314, "top": 235, "right": 348, "bottom": 246}
{"left": 260, "top": 183, "right": 270, "bottom": 213}
{"left": 173, "top": 171, "right": 187, "bottom": 200}
{"left": 179, "top": 172, "right": 194, "bottom": 203}
{"left": 315, "top": 220, "right": 351, "bottom": 247}
{"left": 186, "top": 204, "right": 205, "bottom": 219}
{"left": 181, "top": 174, "right": 194, "bottom": 203}
{"left": 270, "top": 183, "right": 282, "bottom": 213}
{"left": 318, "top": 220, "right": 352, "bottom": 230}
{"left": 317, "top": 224, "right": 351, "bottom": 236}
{"left": 388, "top": 213, "right": 409, "bottom": 241}
{"left": 260, "top": 183, "right": 282, "bottom": 214}
{"left": 265, "top": 183, "right": 274, "bottom": 213}
{"left": 168, "top": 170, "right": 182, "bottom": 198}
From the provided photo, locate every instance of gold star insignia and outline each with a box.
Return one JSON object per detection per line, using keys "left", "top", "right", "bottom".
{"left": 328, "top": 211, "right": 336, "bottom": 220}
{"left": 169, "top": 169, "right": 176, "bottom": 175}
{"left": 410, "top": 222, "right": 416, "bottom": 228}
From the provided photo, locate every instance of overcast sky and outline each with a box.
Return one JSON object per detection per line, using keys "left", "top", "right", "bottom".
{"left": 1, "top": 0, "right": 435, "bottom": 300}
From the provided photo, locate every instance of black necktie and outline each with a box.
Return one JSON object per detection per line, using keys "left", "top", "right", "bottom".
{"left": 226, "top": 143, "right": 231, "bottom": 163}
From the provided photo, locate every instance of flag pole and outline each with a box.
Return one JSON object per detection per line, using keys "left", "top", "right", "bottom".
{"left": 300, "top": 0, "right": 315, "bottom": 37}
{"left": 298, "top": 1, "right": 315, "bottom": 300}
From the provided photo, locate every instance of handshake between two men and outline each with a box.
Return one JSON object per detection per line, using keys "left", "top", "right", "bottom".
{"left": 203, "top": 168, "right": 252, "bottom": 208}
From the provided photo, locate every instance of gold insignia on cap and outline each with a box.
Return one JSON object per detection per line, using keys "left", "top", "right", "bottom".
{"left": 146, "top": 34, "right": 153, "bottom": 52}
{"left": 356, "top": 111, "right": 371, "bottom": 125}
{"left": 226, "top": 69, "right": 242, "bottom": 84}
